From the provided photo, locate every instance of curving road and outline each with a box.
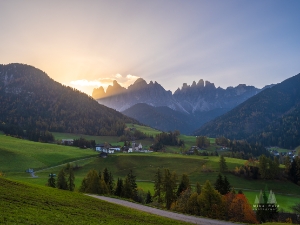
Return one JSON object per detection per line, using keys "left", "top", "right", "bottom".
{"left": 87, "top": 195, "right": 241, "bottom": 225}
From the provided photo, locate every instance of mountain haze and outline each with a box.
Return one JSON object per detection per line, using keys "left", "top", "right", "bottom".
{"left": 93, "top": 78, "right": 266, "bottom": 134}
{"left": 0, "top": 63, "right": 137, "bottom": 136}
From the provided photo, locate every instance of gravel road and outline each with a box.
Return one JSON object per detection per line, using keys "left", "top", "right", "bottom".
{"left": 87, "top": 195, "right": 241, "bottom": 225}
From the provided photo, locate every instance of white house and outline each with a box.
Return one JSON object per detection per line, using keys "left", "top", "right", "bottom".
{"left": 95, "top": 144, "right": 105, "bottom": 152}
{"left": 61, "top": 139, "right": 74, "bottom": 145}
{"left": 132, "top": 141, "right": 143, "bottom": 151}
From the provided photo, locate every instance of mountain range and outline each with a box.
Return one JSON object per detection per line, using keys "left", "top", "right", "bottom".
{"left": 93, "top": 78, "right": 270, "bottom": 134}
{"left": 0, "top": 63, "right": 136, "bottom": 136}
{"left": 194, "top": 73, "right": 300, "bottom": 149}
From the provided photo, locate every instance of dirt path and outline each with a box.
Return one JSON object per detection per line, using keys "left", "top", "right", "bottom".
{"left": 34, "top": 156, "right": 97, "bottom": 173}
{"left": 87, "top": 195, "right": 240, "bottom": 225}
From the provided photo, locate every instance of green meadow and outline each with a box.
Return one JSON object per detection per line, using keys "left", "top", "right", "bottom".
{"left": 0, "top": 178, "right": 191, "bottom": 225}
{"left": 126, "top": 123, "right": 162, "bottom": 136}
{"left": 0, "top": 135, "right": 98, "bottom": 173}
{"left": 1, "top": 125, "right": 300, "bottom": 214}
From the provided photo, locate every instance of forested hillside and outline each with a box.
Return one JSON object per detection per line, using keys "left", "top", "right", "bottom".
{"left": 194, "top": 73, "right": 300, "bottom": 148}
{"left": 248, "top": 106, "right": 300, "bottom": 149}
{"left": 0, "top": 63, "right": 137, "bottom": 136}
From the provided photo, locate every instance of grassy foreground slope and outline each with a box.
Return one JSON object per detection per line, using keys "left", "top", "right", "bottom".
{"left": 0, "top": 135, "right": 98, "bottom": 173}
{"left": 0, "top": 178, "right": 191, "bottom": 225}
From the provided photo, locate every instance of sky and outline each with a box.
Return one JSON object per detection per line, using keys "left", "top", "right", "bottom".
{"left": 1, "top": 0, "right": 300, "bottom": 96}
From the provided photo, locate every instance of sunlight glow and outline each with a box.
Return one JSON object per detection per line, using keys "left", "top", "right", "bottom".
{"left": 68, "top": 73, "right": 140, "bottom": 96}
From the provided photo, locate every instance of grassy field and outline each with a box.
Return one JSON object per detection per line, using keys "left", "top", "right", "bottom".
{"left": 2, "top": 134, "right": 300, "bottom": 213}
{"left": 126, "top": 123, "right": 162, "bottom": 136}
{"left": 0, "top": 134, "right": 98, "bottom": 174}
{"left": 0, "top": 177, "right": 191, "bottom": 225}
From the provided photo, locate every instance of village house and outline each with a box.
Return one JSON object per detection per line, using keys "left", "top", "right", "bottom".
{"left": 61, "top": 139, "right": 74, "bottom": 145}
{"left": 95, "top": 144, "right": 105, "bottom": 151}
{"left": 132, "top": 141, "right": 143, "bottom": 151}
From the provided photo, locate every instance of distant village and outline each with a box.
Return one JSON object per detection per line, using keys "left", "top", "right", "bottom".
{"left": 61, "top": 139, "right": 153, "bottom": 158}
{"left": 267, "top": 147, "right": 298, "bottom": 159}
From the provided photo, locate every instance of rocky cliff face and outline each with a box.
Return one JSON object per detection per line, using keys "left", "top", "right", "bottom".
{"left": 93, "top": 78, "right": 261, "bottom": 114}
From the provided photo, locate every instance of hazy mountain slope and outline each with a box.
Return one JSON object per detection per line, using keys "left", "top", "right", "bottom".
{"left": 122, "top": 103, "right": 190, "bottom": 133}
{"left": 122, "top": 103, "right": 230, "bottom": 134}
{"left": 0, "top": 63, "right": 137, "bottom": 136}
{"left": 194, "top": 73, "right": 300, "bottom": 145}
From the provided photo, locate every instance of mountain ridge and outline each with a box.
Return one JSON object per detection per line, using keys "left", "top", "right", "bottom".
{"left": 0, "top": 63, "right": 137, "bottom": 136}
{"left": 93, "top": 77, "right": 269, "bottom": 134}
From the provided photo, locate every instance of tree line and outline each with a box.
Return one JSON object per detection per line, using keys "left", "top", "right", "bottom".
{"left": 48, "top": 162, "right": 300, "bottom": 223}
{"left": 216, "top": 137, "right": 270, "bottom": 159}
{"left": 151, "top": 131, "right": 184, "bottom": 151}
{"left": 48, "top": 163, "right": 75, "bottom": 191}
{"left": 0, "top": 123, "right": 55, "bottom": 143}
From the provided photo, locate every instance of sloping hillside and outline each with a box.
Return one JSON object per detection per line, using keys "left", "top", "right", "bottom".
{"left": 194, "top": 73, "right": 300, "bottom": 148}
{"left": 0, "top": 63, "right": 137, "bottom": 136}
{"left": 0, "top": 178, "right": 189, "bottom": 225}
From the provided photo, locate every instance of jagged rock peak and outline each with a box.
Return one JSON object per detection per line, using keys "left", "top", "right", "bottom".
{"left": 92, "top": 86, "right": 105, "bottom": 99}
{"left": 112, "top": 80, "right": 121, "bottom": 86}
{"left": 174, "top": 87, "right": 181, "bottom": 94}
{"left": 133, "top": 78, "right": 147, "bottom": 85}
{"left": 205, "top": 81, "right": 216, "bottom": 89}
{"left": 197, "top": 79, "right": 204, "bottom": 87}
{"left": 191, "top": 81, "right": 196, "bottom": 87}
{"left": 182, "top": 83, "right": 189, "bottom": 89}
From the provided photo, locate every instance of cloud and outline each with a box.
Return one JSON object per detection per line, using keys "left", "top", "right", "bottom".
{"left": 126, "top": 74, "right": 140, "bottom": 80}
{"left": 70, "top": 79, "right": 102, "bottom": 87}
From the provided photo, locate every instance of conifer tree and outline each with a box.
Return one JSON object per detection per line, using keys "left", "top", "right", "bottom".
{"left": 127, "top": 170, "right": 137, "bottom": 199}
{"left": 153, "top": 168, "right": 163, "bottom": 203}
{"left": 108, "top": 172, "right": 114, "bottom": 193}
{"left": 123, "top": 176, "right": 133, "bottom": 199}
{"left": 219, "top": 155, "right": 228, "bottom": 173}
{"left": 222, "top": 176, "right": 231, "bottom": 195}
{"left": 48, "top": 173, "right": 56, "bottom": 188}
{"left": 103, "top": 168, "right": 109, "bottom": 185}
{"left": 163, "top": 169, "right": 177, "bottom": 209}
{"left": 114, "top": 178, "right": 124, "bottom": 197}
{"left": 146, "top": 191, "right": 153, "bottom": 204}
{"left": 176, "top": 173, "right": 190, "bottom": 196}
{"left": 65, "top": 163, "right": 75, "bottom": 191}
{"left": 214, "top": 173, "right": 224, "bottom": 194}
{"left": 196, "top": 182, "right": 201, "bottom": 195}
{"left": 57, "top": 168, "right": 68, "bottom": 190}
{"left": 259, "top": 154, "right": 268, "bottom": 179}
